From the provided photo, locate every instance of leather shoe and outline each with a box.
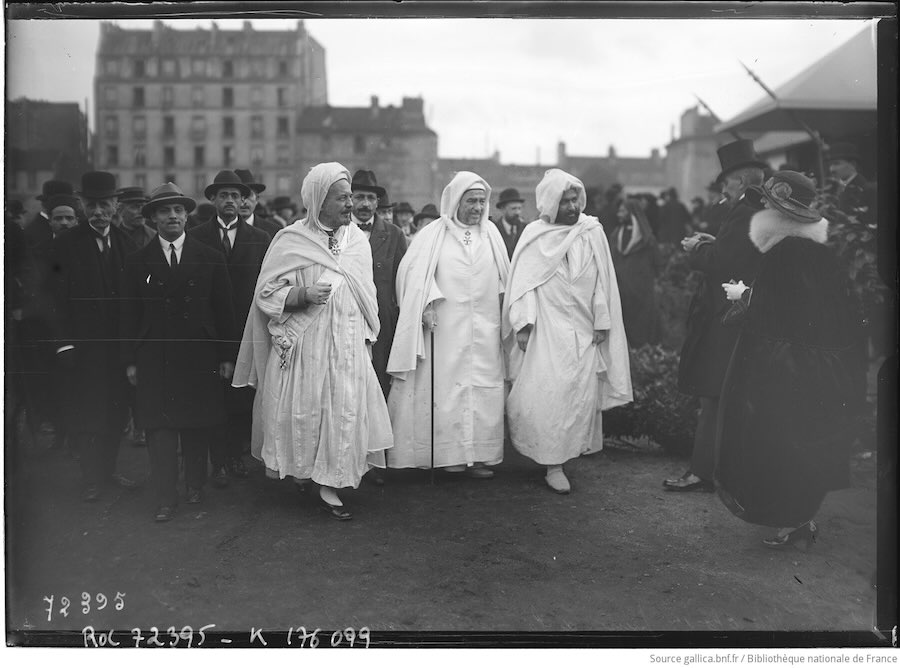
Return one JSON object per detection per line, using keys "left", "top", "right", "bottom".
{"left": 211, "top": 466, "right": 229, "bottom": 489}
{"left": 663, "top": 472, "right": 714, "bottom": 492}
{"left": 110, "top": 473, "right": 140, "bottom": 489}
{"left": 186, "top": 488, "right": 203, "bottom": 504}
{"left": 318, "top": 497, "right": 352, "bottom": 521}
{"left": 465, "top": 466, "right": 494, "bottom": 479}
{"left": 154, "top": 505, "right": 176, "bottom": 522}
{"left": 82, "top": 485, "right": 102, "bottom": 502}
{"left": 228, "top": 458, "right": 249, "bottom": 479}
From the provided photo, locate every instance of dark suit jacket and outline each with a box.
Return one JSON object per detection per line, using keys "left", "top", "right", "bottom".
{"left": 120, "top": 235, "right": 237, "bottom": 430}
{"left": 492, "top": 217, "right": 521, "bottom": 259}
{"left": 368, "top": 217, "right": 407, "bottom": 396}
{"left": 188, "top": 218, "right": 271, "bottom": 334}
{"left": 249, "top": 213, "right": 282, "bottom": 240}
{"left": 52, "top": 223, "right": 138, "bottom": 433}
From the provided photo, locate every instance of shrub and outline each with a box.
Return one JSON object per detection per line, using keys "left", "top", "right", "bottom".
{"left": 654, "top": 242, "right": 701, "bottom": 353}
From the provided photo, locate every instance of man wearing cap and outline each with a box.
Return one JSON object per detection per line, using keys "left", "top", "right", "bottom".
{"left": 493, "top": 187, "right": 526, "bottom": 259}
{"left": 52, "top": 171, "right": 140, "bottom": 501}
{"left": 387, "top": 171, "right": 511, "bottom": 479}
{"left": 235, "top": 168, "right": 281, "bottom": 239}
{"left": 824, "top": 142, "right": 877, "bottom": 226}
{"left": 189, "top": 169, "right": 272, "bottom": 486}
{"left": 234, "top": 162, "right": 392, "bottom": 520}
{"left": 394, "top": 201, "right": 416, "bottom": 242}
{"left": 116, "top": 186, "right": 157, "bottom": 248}
{"left": 412, "top": 203, "right": 440, "bottom": 235}
{"left": 665, "top": 138, "right": 765, "bottom": 493}
{"left": 270, "top": 196, "right": 297, "bottom": 229}
{"left": 121, "top": 182, "right": 237, "bottom": 522}
{"left": 351, "top": 170, "right": 408, "bottom": 404}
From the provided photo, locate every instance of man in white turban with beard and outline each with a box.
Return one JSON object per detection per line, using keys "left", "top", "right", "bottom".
{"left": 387, "top": 171, "right": 511, "bottom": 478}
{"left": 233, "top": 162, "right": 392, "bottom": 520}
{"left": 502, "top": 169, "right": 632, "bottom": 494}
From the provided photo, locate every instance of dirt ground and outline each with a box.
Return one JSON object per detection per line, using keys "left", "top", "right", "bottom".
{"left": 5, "top": 420, "right": 881, "bottom": 646}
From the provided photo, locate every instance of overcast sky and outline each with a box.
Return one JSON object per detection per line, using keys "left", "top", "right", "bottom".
{"left": 5, "top": 16, "right": 876, "bottom": 164}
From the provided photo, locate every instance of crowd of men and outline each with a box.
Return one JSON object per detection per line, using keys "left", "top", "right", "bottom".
{"left": 3, "top": 137, "right": 876, "bottom": 525}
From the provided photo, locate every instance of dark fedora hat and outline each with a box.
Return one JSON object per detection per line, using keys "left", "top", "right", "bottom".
{"left": 351, "top": 169, "right": 386, "bottom": 198}
{"left": 751, "top": 170, "right": 821, "bottom": 223}
{"left": 235, "top": 168, "right": 267, "bottom": 194}
{"left": 142, "top": 182, "right": 197, "bottom": 219}
{"left": 116, "top": 186, "right": 148, "bottom": 204}
{"left": 715, "top": 139, "right": 768, "bottom": 184}
{"left": 44, "top": 194, "right": 80, "bottom": 212}
{"left": 825, "top": 142, "right": 860, "bottom": 163}
{"left": 395, "top": 201, "right": 415, "bottom": 215}
{"left": 204, "top": 170, "right": 251, "bottom": 200}
{"left": 37, "top": 179, "right": 74, "bottom": 202}
{"left": 195, "top": 202, "right": 217, "bottom": 220}
{"left": 413, "top": 203, "right": 440, "bottom": 225}
{"left": 377, "top": 190, "right": 396, "bottom": 209}
{"left": 497, "top": 187, "right": 525, "bottom": 207}
{"left": 76, "top": 171, "right": 118, "bottom": 200}
{"left": 271, "top": 196, "right": 297, "bottom": 212}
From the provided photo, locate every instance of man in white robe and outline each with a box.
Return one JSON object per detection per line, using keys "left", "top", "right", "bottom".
{"left": 233, "top": 162, "right": 392, "bottom": 520}
{"left": 502, "top": 169, "right": 633, "bottom": 494}
{"left": 387, "top": 171, "right": 511, "bottom": 478}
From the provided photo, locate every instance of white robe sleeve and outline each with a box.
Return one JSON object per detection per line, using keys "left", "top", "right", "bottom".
{"left": 257, "top": 270, "right": 300, "bottom": 325}
{"left": 508, "top": 289, "right": 537, "bottom": 333}
{"left": 592, "top": 266, "right": 611, "bottom": 331}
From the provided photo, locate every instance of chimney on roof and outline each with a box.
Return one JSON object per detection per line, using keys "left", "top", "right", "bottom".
{"left": 152, "top": 20, "right": 163, "bottom": 47}
{"left": 211, "top": 21, "right": 218, "bottom": 46}
{"left": 608, "top": 144, "right": 617, "bottom": 159}
{"left": 243, "top": 20, "right": 252, "bottom": 32}
{"left": 370, "top": 95, "right": 379, "bottom": 118}
{"left": 557, "top": 141, "right": 567, "bottom": 165}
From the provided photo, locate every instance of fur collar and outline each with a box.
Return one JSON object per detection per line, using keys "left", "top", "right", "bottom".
{"left": 749, "top": 208, "right": 829, "bottom": 254}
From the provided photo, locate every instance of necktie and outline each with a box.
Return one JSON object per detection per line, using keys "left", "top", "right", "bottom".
{"left": 221, "top": 224, "right": 235, "bottom": 257}
{"left": 621, "top": 223, "right": 632, "bottom": 251}
{"left": 169, "top": 243, "right": 178, "bottom": 269}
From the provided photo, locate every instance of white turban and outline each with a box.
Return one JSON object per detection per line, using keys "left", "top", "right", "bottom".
{"left": 300, "top": 162, "right": 351, "bottom": 228}
{"left": 535, "top": 168, "right": 587, "bottom": 224}
{"left": 439, "top": 171, "right": 492, "bottom": 226}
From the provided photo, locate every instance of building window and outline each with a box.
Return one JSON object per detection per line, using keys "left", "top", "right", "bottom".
{"left": 162, "top": 85, "right": 173, "bottom": 109}
{"left": 164, "top": 146, "right": 175, "bottom": 168}
{"left": 250, "top": 115, "right": 263, "bottom": 139}
{"left": 194, "top": 173, "right": 206, "bottom": 196}
{"left": 163, "top": 116, "right": 175, "bottom": 138}
{"left": 104, "top": 115, "right": 119, "bottom": 138}
{"left": 104, "top": 86, "right": 118, "bottom": 105}
{"left": 133, "top": 87, "right": 145, "bottom": 108}
{"left": 192, "top": 86, "right": 204, "bottom": 107}
{"left": 276, "top": 144, "right": 290, "bottom": 166}
{"left": 223, "top": 116, "right": 235, "bottom": 138}
{"left": 278, "top": 60, "right": 288, "bottom": 76}
{"left": 194, "top": 146, "right": 205, "bottom": 168}
{"left": 223, "top": 146, "right": 234, "bottom": 167}
{"left": 223, "top": 87, "right": 234, "bottom": 108}
{"left": 223, "top": 60, "right": 233, "bottom": 77}
{"left": 133, "top": 115, "right": 146, "bottom": 139}
{"left": 191, "top": 115, "right": 206, "bottom": 139}
{"left": 162, "top": 59, "right": 176, "bottom": 76}
{"left": 277, "top": 174, "right": 292, "bottom": 193}
{"left": 134, "top": 173, "right": 147, "bottom": 189}
{"left": 250, "top": 146, "right": 264, "bottom": 167}
{"left": 106, "top": 145, "right": 119, "bottom": 167}
{"left": 134, "top": 145, "right": 146, "bottom": 167}
{"left": 106, "top": 59, "right": 120, "bottom": 75}
{"left": 354, "top": 135, "right": 366, "bottom": 154}
{"left": 251, "top": 86, "right": 263, "bottom": 105}
{"left": 277, "top": 116, "right": 290, "bottom": 138}
{"left": 251, "top": 59, "right": 265, "bottom": 77}
{"left": 134, "top": 59, "right": 145, "bottom": 77}
{"left": 277, "top": 87, "right": 288, "bottom": 107}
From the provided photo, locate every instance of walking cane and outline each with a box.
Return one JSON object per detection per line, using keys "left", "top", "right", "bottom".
{"left": 430, "top": 328, "right": 435, "bottom": 486}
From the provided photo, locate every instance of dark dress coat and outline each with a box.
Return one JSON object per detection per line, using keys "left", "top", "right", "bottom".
{"left": 492, "top": 218, "right": 521, "bottom": 259}
{"left": 52, "top": 223, "right": 138, "bottom": 434}
{"left": 120, "top": 236, "right": 237, "bottom": 430}
{"left": 657, "top": 199, "right": 692, "bottom": 245}
{"left": 369, "top": 217, "right": 408, "bottom": 396}
{"left": 250, "top": 213, "right": 282, "bottom": 240}
{"left": 716, "top": 219, "right": 858, "bottom": 527}
{"left": 677, "top": 196, "right": 762, "bottom": 397}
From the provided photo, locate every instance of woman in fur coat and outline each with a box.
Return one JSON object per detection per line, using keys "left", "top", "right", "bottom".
{"left": 714, "top": 171, "right": 860, "bottom": 548}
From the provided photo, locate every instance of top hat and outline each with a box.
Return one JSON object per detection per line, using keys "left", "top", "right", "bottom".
{"left": 751, "top": 170, "right": 821, "bottom": 223}
{"left": 271, "top": 196, "right": 297, "bottom": 212}
{"left": 141, "top": 182, "right": 197, "bottom": 219}
{"left": 204, "top": 170, "right": 251, "bottom": 200}
{"left": 377, "top": 190, "right": 396, "bottom": 209}
{"left": 413, "top": 203, "right": 440, "bottom": 225}
{"left": 76, "top": 172, "right": 118, "bottom": 200}
{"left": 497, "top": 188, "right": 525, "bottom": 207}
{"left": 715, "top": 139, "right": 768, "bottom": 184}
{"left": 116, "top": 186, "right": 148, "bottom": 204}
{"left": 37, "top": 179, "right": 74, "bottom": 202}
{"left": 235, "top": 168, "right": 267, "bottom": 194}
{"left": 350, "top": 170, "right": 386, "bottom": 198}
{"left": 824, "top": 142, "right": 860, "bottom": 163}
{"left": 44, "top": 194, "right": 80, "bottom": 213}
{"left": 394, "top": 201, "right": 415, "bottom": 215}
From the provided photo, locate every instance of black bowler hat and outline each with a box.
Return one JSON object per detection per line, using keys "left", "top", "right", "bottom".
{"left": 395, "top": 201, "right": 414, "bottom": 215}
{"left": 825, "top": 142, "right": 860, "bottom": 163}
{"left": 377, "top": 190, "right": 396, "bottom": 209}
{"left": 413, "top": 203, "right": 440, "bottom": 225}
{"left": 235, "top": 168, "right": 267, "bottom": 194}
{"left": 204, "top": 170, "right": 251, "bottom": 200}
{"left": 44, "top": 194, "right": 80, "bottom": 212}
{"left": 116, "top": 186, "right": 148, "bottom": 203}
{"left": 715, "top": 139, "right": 768, "bottom": 184}
{"left": 497, "top": 187, "right": 525, "bottom": 207}
{"left": 271, "top": 196, "right": 297, "bottom": 213}
{"left": 351, "top": 169, "right": 386, "bottom": 198}
{"left": 37, "top": 179, "right": 74, "bottom": 202}
{"left": 141, "top": 182, "right": 197, "bottom": 219}
{"left": 76, "top": 172, "right": 118, "bottom": 200}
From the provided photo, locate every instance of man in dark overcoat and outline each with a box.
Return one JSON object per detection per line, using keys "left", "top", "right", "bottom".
{"left": 53, "top": 173, "right": 140, "bottom": 500}
{"left": 189, "top": 170, "right": 271, "bottom": 487}
{"left": 665, "top": 139, "right": 765, "bottom": 492}
{"left": 492, "top": 187, "right": 526, "bottom": 259}
{"left": 121, "top": 182, "right": 237, "bottom": 522}
{"left": 115, "top": 186, "right": 157, "bottom": 249}
{"left": 824, "top": 142, "right": 877, "bottom": 226}
{"left": 235, "top": 168, "right": 282, "bottom": 239}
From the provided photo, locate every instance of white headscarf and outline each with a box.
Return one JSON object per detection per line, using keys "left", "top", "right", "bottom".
{"left": 535, "top": 168, "right": 588, "bottom": 224}
{"left": 440, "top": 171, "right": 492, "bottom": 226}
{"left": 299, "top": 162, "right": 351, "bottom": 230}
